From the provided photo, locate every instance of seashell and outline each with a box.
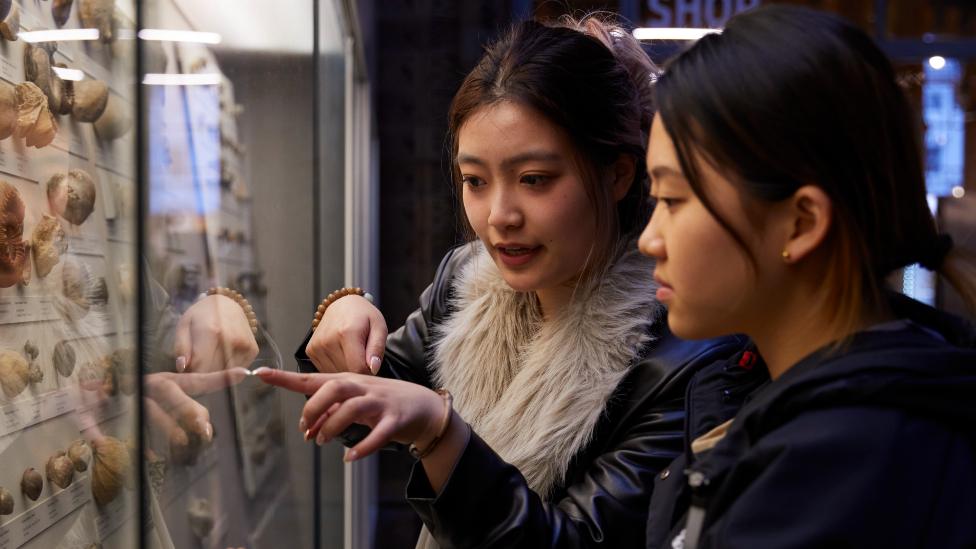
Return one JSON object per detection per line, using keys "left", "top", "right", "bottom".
{"left": 53, "top": 63, "right": 74, "bottom": 115}
{"left": 14, "top": 82, "right": 57, "bottom": 148}
{"left": 23, "top": 340, "right": 38, "bottom": 361}
{"left": 0, "top": 486, "right": 12, "bottom": 515}
{"left": 53, "top": 340, "right": 76, "bottom": 377}
{"left": 78, "top": 356, "right": 111, "bottom": 393}
{"left": 93, "top": 93, "right": 129, "bottom": 140}
{"left": 52, "top": 0, "right": 73, "bottom": 27}
{"left": 47, "top": 170, "right": 97, "bottom": 225}
{"left": 31, "top": 215, "right": 66, "bottom": 278}
{"left": 46, "top": 451, "right": 74, "bottom": 489}
{"left": 0, "top": 3, "right": 18, "bottom": 42}
{"left": 0, "top": 80, "right": 16, "bottom": 139}
{"left": 60, "top": 258, "right": 93, "bottom": 321}
{"left": 71, "top": 79, "right": 107, "bottom": 122}
{"left": 186, "top": 498, "right": 214, "bottom": 538}
{"left": 0, "top": 181, "right": 27, "bottom": 288}
{"left": 67, "top": 439, "right": 90, "bottom": 472}
{"left": 78, "top": 0, "right": 114, "bottom": 43}
{"left": 24, "top": 44, "right": 63, "bottom": 114}
{"left": 0, "top": 349, "right": 29, "bottom": 398}
{"left": 89, "top": 276, "right": 108, "bottom": 306}
{"left": 27, "top": 361, "right": 42, "bottom": 384}
{"left": 20, "top": 468, "right": 42, "bottom": 501}
{"left": 91, "top": 436, "right": 130, "bottom": 505}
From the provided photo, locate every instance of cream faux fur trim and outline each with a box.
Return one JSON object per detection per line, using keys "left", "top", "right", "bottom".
{"left": 430, "top": 240, "right": 662, "bottom": 498}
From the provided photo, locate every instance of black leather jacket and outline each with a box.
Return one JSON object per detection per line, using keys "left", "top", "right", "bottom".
{"left": 296, "top": 246, "right": 750, "bottom": 548}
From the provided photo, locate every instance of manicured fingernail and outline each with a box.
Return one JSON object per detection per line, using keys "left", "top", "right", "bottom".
{"left": 304, "top": 429, "right": 311, "bottom": 441}
{"left": 299, "top": 417, "right": 307, "bottom": 432}
{"left": 203, "top": 422, "right": 213, "bottom": 443}
{"left": 368, "top": 356, "right": 381, "bottom": 375}
{"left": 316, "top": 431, "right": 326, "bottom": 445}
{"left": 175, "top": 356, "right": 187, "bottom": 372}
{"left": 252, "top": 366, "right": 271, "bottom": 376}
{"left": 344, "top": 449, "right": 358, "bottom": 462}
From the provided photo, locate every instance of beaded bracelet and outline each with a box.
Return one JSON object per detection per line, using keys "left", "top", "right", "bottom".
{"left": 206, "top": 287, "right": 258, "bottom": 336}
{"left": 408, "top": 388, "right": 453, "bottom": 460}
{"left": 311, "top": 287, "right": 374, "bottom": 329}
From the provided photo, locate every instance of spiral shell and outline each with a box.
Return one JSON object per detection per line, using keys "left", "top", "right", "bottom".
{"left": 47, "top": 170, "right": 97, "bottom": 226}
{"left": 67, "top": 439, "right": 90, "bottom": 472}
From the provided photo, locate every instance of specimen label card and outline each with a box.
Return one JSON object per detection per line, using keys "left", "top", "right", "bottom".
{"left": 0, "top": 388, "right": 79, "bottom": 439}
{"left": 0, "top": 296, "right": 60, "bottom": 325}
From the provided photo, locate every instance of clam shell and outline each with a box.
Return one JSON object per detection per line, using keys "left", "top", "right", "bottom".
{"left": 31, "top": 214, "right": 66, "bottom": 278}
{"left": 46, "top": 451, "right": 74, "bottom": 489}
{"left": 0, "top": 349, "right": 29, "bottom": 398}
{"left": 0, "top": 486, "right": 12, "bottom": 515}
{"left": 71, "top": 80, "right": 107, "bottom": 122}
{"left": 47, "top": 170, "right": 96, "bottom": 225}
{"left": 20, "top": 467, "right": 42, "bottom": 501}
{"left": 53, "top": 340, "right": 76, "bottom": 377}
{"left": 93, "top": 93, "right": 130, "bottom": 140}
{"left": 91, "top": 436, "right": 130, "bottom": 505}
{"left": 67, "top": 439, "right": 90, "bottom": 472}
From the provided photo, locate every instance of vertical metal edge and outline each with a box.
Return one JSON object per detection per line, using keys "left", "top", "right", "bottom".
{"left": 313, "top": 1, "right": 323, "bottom": 548}
{"left": 134, "top": 0, "right": 147, "bottom": 546}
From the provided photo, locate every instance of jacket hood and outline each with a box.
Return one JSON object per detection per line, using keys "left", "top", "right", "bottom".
{"left": 739, "top": 294, "right": 976, "bottom": 441}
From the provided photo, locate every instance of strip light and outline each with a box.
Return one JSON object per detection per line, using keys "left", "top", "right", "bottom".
{"left": 632, "top": 28, "right": 720, "bottom": 41}
{"left": 142, "top": 73, "right": 222, "bottom": 86}
{"left": 52, "top": 67, "right": 84, "bottom": 81}
{"left": 138, "top": 29, "right": 221, "bottom": 44}
{"left": 20, "top": 28, "right": 100, "bottom": 42}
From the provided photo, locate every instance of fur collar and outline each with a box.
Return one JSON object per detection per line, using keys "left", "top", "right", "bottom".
{"left": 430, "top": 241, "right": 662, "bottom": 498}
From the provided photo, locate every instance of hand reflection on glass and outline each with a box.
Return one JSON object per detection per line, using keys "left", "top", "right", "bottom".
{"left": 173, "top": 294, "right": 259, "bottom": 373}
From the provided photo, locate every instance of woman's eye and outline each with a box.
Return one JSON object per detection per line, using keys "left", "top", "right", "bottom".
{"left": 521, "top": 174, "right": 549, "bottom": 186}
{"left": 462, "top": 176, "right": 486, "bottom": 187}
{"left": 650, "top": 196, "right": 682, "bottom": 209}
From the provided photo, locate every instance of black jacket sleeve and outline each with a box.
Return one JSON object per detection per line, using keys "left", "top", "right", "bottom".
{"left": 295, "top": 244, "right": 475, "bottom": 387}
{"left": 405, "top": 337, "right": 744, "bottom": 549}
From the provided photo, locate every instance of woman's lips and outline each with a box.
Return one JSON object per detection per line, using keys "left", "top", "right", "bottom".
{"left": 496, "top": 245, "right": 541, "bottom": 267}
{"left": 654, "top": 274, "right": 674, "bottom": 302}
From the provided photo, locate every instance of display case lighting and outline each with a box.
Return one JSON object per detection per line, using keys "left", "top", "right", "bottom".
{"left": 52, "top": 67, "right": 84, "bottom": 81}
{"left": 632, "top": 28, "right": 720, "bottom": 41}
{"left": 951, "top": 186, "right": 965, "bottom": 198}
{"left": 138, "top": 29, "right": 221, "bottom": 44}
{"left": 142, "top": 73, "right": 222, "bottom": 86}
{"left": 20, "top": 28, "right": 100, "bottom": 42}
{"left": 928, "top": 56, "right": 946, "bottom": 70}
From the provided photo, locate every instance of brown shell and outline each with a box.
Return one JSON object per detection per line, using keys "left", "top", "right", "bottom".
{"left": 67, "top": 439, "right": 90, "bottom": 472}
{"left": 0, "top": 486, "right": 12, "bottom": 515}
{"left": 47, "top": 170, "right": 96, "bottom": 225}
{"left": 78, "top": 0, "right": 114, "bottom": 43}
{"left": 20, "top": 467, "right": 42, "bottom": 501}
{"left": 46, "top": 451, "right": 74, "bottom": 489}
{"left": 24, "top": 44, "right": 62, "bottom": 113}
{"left": 93, "top": 93, "right": 130, "bottom": 140}
{"left": 62, "top": 258, "right": 92, "bottom": 315}
{"left": 14, "top": 82, "right": 57, "bottom": 148}
{"left": 91, "top": 436, "right": 130, "bottom": 505}
{"left": 52, "top": 0, "right": 73, "bottom": 27}
{"left": 0, "top": 80, "right": 16, "bottom": 139}
{"left": 27, "top": 361, "right": 42, "bottom": 384}
{"left": 53, "top": 340, "right": 76, "bottom": 377}
{"left": 31, "top": 214, "right": 66, "bottom": 278}
{"left": 0, "top": 3, "right": 18, "bottom": 41}
{"left": 0, "top": 181, "right": 27, "bottom": 288}
{"left": 71, "top": 79, "right": 107, "bottom": 123}
{"left": 0, "top": 349, "right": 29, "bottom": 398}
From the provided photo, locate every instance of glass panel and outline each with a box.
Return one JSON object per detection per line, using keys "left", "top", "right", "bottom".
{"left": 0, "top": 0, "right": 139, "bottom": 547}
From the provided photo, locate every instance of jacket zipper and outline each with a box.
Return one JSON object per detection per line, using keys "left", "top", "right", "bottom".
{"left": 681, "top": 469, "right": 710, "bottom": 549}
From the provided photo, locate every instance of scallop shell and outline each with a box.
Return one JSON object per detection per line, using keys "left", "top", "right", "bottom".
{"left": 47, "top": 170, "right": 97, "bottom": 225}
{"left": 67, "top": 439, "right": 90, "bottom": 472}
{"left": 0, "top": 349, "right": 28, "bottom": 398}
{"left": 20, "top": 467, "right": 42, "bottom": 501}
{"left": 61, "top": 258, "right": 92, "bottom": 319}
{"left": 71, "top": 79, "right": 107, "bottom": 122}
{"left": 187, "top": 498, "right": 214, "bottom": 538}
{"left": 53, "top": 340, "right": 76, "bottom": 377}
{"left": 91, "top": 436, "right": 130, "bottom": 505}
{"left": 0, "top": 181, "right": 27, "bottom": 288}
{"left": 31, "top": 215, "right": 66, "bottom": 278}
{"left": 93, "top": 93, "right": 130, "bottom": 140}
{"left": 78, "top": 0, "right": 114, "bottom": 43}
{"left": 46, "top": 451, "right": 74, "bottom": 489}
{"left": 52, "top": 0, "right": 73, "bottom": 27}
{"left": 0, "top": 486, "right": 12, "bottom": 515}
{"left": 0, "top": 80, "right": 17, "bottom": 139}
{"left": 0, "top": 3, "right": 19, "bottom": 42}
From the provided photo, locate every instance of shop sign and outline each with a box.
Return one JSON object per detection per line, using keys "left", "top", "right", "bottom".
{"left": 643, "top": 0, "right": 760, "bottom": 28}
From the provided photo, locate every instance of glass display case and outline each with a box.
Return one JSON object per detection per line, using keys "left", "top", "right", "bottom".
{"left": 0, "top": 0, "right": 372, "bottom": 547}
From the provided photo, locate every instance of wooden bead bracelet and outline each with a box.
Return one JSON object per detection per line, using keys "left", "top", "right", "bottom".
{"left": 311, "top": 287, "right": 374, "bottom": 329}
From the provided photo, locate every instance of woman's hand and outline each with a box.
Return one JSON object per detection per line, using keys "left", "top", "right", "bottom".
{"left": 305, "top": 295, "right": 387, "bottom": 375}
{"left": 173, "top": 295, "right": 259, "bottom": 373}
{"left": 255, "top": 369, "right": 443, "bottom": 459}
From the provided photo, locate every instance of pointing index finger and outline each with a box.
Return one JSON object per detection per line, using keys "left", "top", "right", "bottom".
{"left": 254, "top": 368, "right": 329, "bottom": 395}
